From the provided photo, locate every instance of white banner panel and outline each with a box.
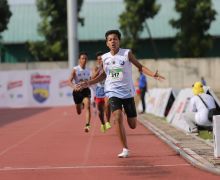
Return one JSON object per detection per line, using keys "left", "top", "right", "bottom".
{"left": 141, "top": 88, "right": 175, "bottom": 118}
{"left": 0, "top": 69, "right": 75, "bottom": 108}
{"left": 213, "top": 115, "right": 220, "bottom": 158}
{"left": 6, "top": 71, "right": 29, "bottom": 107}
{"left": 154, "top": 88, "right": 173, "bottom": 117}
{"left": 27, "top": 69, "right": 73, "bottom": 107}
{"left": 52, "top": 69, "right": 73, "bottom": 106}
{"left": 146, "top": 88, "right": 158, "bottom": 114}
{"left": 0, "top": 72, "right": 8, "bottom": 107}
{"left": 166, "top": 88, "right": 193, "bottom": 132}
{"left": 28, "top": 70, "right": 55, "bottom": 107}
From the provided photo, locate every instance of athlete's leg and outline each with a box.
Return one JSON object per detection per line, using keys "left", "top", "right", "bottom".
{"left": 123, "top": 98, "right": 137, "bottom": 129}
{"left": 127, "top": 117, "right": 137, "bottom": 129}
{"left": 72, "top": 91, "right": 83, "bottom": 115}
{"left": 83, "top": 97, "right": 91, "bottom": 125}
{"left": 97, "top": 101, "right": 105, "bottom": 125}
{"left": 113, "top": 109, "right": 128, "bottom": 149}
{"left": 109, "top": 97, "right": 129, "bottom": 157}
{"left": 76, "top": 104, "right": 82, "bottom": 115}
{"left": 104, "top": 97, "right": 111, "bottom": 123}
{"left": 140, "top": 88, "right": 146, "bottom": 113}
{"left": 104, "top": 97, "right": 111, "bottom": 130}
{"left": 97, "top": 101, "right": 106, "bottom": 132}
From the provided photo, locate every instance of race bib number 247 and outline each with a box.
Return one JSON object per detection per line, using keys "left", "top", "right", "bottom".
{"left": 109, "top": 68, "right": 123, "bottom": 81}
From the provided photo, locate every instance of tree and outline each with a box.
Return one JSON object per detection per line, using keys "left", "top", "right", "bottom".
{"left": 170, "top": 0, "right": 217, "bottom": 57}
{"left": 0, "top": 0, "right": 12, "bottom": 33}
{"left": 119, "top": 0, "right": 160, "bottom": 53}
{"left": 29, "top": 0, "right": 84, "bottom": 61}
{"left": 0, "top": 0, "right": 12, "bottom": 62}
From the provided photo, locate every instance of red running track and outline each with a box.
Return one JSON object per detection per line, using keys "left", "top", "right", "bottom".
{"left": 0, "top": 106, "right": 219, "bottom": 180}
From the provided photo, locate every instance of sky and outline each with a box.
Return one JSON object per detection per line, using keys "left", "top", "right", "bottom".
{"left": 8, "top": 0, "right": 35, "bottom": 4}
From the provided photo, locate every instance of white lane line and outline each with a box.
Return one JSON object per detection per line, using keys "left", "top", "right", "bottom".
{"left": 0, "top": 163, "right": 190, "bottom": 171}
{"left": 0, "top": 118, "right": 61, "bottom": 157}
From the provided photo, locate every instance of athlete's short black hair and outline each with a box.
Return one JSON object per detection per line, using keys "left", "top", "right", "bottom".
{"left": 105, "top": 30, "right": 121, "bottom": 40}
{"left": 95, "top": 51, "right": 103, "bottom": 58}
{"left": 79, "top": 51, "right": 88, "bottom": 58}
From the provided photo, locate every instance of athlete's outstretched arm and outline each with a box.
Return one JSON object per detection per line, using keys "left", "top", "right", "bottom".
{"left": 128, "top": 51, "right": 165, "bottom": 80}
{"left": 89, "top": 70, "right": 106, "bottom": 85}
{"left": 80, "top": 68, "right": 106, "bottom": 89}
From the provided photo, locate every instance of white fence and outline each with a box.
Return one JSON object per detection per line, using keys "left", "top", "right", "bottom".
{"left": 1, "top": 58, "right": 220, "bottom": 91}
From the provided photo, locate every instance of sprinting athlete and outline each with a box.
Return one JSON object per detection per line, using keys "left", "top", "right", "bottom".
{"left": 80, "top": 30, "right": 165, "bottom": 157}
{"left": 92, "top": 51, "right": 111, "bottom": 133}
{"left": 68, "top": 52, "right": 91, "bottom": 132}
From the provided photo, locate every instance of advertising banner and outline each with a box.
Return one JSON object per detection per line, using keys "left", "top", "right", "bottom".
{"left": 0, "top": 72, "right": 8, "bottom": 107}
{"left": 166, "top": 88, "right": 193, "bottom": 132}
{"left": 6, "top": 71, "right": 29, "bottom": 107}
{"left": 0, "top": 69, "right": 74, "bottom": 108}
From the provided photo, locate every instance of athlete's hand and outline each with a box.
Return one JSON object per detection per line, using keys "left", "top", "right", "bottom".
{"left": 153, "top": 70, "right": 165, "bottom": 81}
{"left": 80, "top": 81, "right": 89, "bottom": 89}
{"left": 73, "top": 84, "right": 81, "bottom": 91}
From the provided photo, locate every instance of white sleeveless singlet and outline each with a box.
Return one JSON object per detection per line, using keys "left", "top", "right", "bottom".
{"left": 72, "top": 65, "right": 91, "bottom": 84}
{"left": 101, "top": 48, "right": 135, "bottom": 99}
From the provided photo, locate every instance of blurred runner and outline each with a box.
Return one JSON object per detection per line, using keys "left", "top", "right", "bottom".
{"left": 68, "top": 52, "right": 92, "bottom": 132}
{"left": 92, "top": 51, "right": 111, "bottom": 133}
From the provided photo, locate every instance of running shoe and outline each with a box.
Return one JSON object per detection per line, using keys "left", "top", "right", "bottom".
{"left": 84, "top": 124, "right": 90, "bottom": 133}
{"left": 105, "top": 122, "right": 111, "bottom": 130}
{"left": 100, "top": 124, "right": 106, "bottom": 133}
{"left": 118, "top": 148, "right": 129, "bottom": 158}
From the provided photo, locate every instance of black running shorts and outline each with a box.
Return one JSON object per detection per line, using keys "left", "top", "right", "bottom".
{"left": 72, "top": 88, "right": 91, "bottom": 104}
{"left": 108, "top": 97, "right": 137, "bottom": 118}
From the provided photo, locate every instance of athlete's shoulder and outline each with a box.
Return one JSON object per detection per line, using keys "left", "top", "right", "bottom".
{"left": 93, "top": 65, "right": 99, "bottom": 71}
{"left": 119, "top": 48, "right": 130, "bottom": 56}
{"left": 101, "top": 52, "right": 111, "bottom": 62}
{"left": 73, "top": 65, "right": 79, "bottom": 70}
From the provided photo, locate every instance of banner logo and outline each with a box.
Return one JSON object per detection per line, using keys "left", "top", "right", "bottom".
{"left": 7, "top": 80, "right": 23, "bottom": 99}
{"left": 31, "top": 74, "right": 51, "bottom": 103}
{"left": 59, "top": 80, "right": 72, "bottom": 97}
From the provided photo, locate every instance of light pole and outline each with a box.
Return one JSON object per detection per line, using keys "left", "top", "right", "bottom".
{"left": 0, "top": 37, "right": 2, "bottom": 63}
{"left": 67, "top": 0, "right": 78, "bottom": 68}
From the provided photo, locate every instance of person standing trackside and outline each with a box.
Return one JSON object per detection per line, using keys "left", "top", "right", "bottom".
{"left": 138, "top": 72, "right": 147, "bottom": 113}
{"left": 68, "top": 52, "right": 92, "bottom": 133}
{"left": 79, "top": 30, "right": 165, "bottom": 158}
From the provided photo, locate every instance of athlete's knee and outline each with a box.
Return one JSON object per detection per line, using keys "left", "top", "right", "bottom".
{"left": 113, "top": 110, "right": 123, "bottom": 124}
{"left": 76, "top": 107, "right": 81, "bottom": 115}
{"left": 84, "top": 101, "right": 90, "bottom": 109}
{"left": 127, "top": 117, "right": 137, "bottom": 129}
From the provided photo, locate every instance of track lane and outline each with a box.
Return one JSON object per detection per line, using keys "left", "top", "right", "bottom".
{"left": 0, "top": 106, "right": 219, "bottom": 180}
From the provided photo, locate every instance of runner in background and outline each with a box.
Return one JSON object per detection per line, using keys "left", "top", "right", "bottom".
{"left": 68, "top": 52, "right": 92, "bottom": 133}
{"left": 92, "top": 51, "right": 111, "bottom": 133}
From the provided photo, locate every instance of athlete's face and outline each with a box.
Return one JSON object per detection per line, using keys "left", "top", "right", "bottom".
{"left": 106, "top": 34, "right": 120, "bottom": 52}
{"left": 96, "top": 55, "right": 102, "bottom": 66}
{"left": 79, "top": 54, "right": 88, "bottom": 68}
